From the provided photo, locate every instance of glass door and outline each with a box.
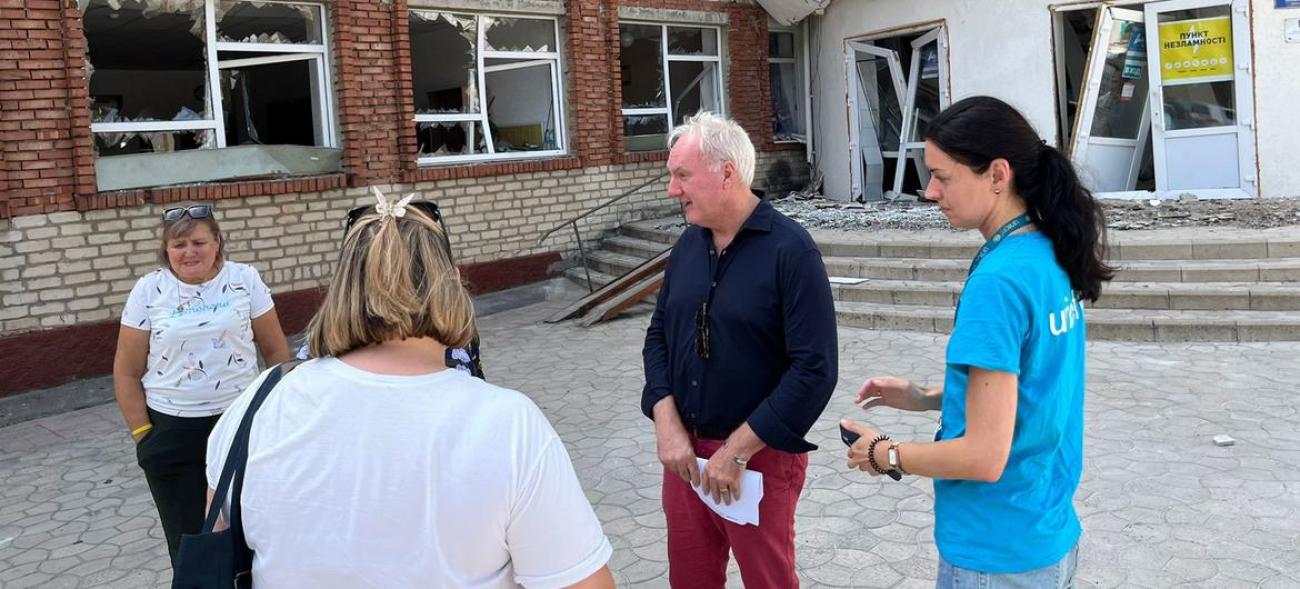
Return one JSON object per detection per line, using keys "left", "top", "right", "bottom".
{"left": 1145, "top": 0, "right": 1256, "bottom": 197}
{"left": 847, "top": 41, "right": 906, "bottom": 202}
{"left": 1070, "top": 7, "right": 1152, "bottom": 193}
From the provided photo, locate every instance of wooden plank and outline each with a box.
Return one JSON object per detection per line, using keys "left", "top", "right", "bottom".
{"left": 547, "top": 247, "right": 672, "bottom": 323}
{"left": 578, "top": 270, "right": 666, "bottom": 327}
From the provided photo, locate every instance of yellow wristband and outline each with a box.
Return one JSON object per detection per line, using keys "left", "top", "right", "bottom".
{"left": 131, "top": 424, "right": 153, "bottom": 437}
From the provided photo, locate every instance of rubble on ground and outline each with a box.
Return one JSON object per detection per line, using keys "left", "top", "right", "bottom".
{"left": 654, "top": 192, "right": 1300, "bottom": 232}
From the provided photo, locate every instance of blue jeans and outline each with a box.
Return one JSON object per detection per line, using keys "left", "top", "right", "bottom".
{"left": 936, "top": 544, "right": 1079, "bottom": 589}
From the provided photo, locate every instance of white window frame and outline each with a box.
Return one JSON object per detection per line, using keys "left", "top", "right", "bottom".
{"left": 411, "top": 11, "right": 567, "bottom": 165}
{"left": 619, "top": 22, "right": 725, "bottom": 151}
{"left": 768, "top": 21, "right": 811, "bottom": 145}
{"left": 87, "top": 0, "right": 337, "bottom": 154}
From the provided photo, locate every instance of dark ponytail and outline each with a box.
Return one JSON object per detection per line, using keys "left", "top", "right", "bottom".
{"left": 924, "top": 96, "right": 1115, "bottom": 302}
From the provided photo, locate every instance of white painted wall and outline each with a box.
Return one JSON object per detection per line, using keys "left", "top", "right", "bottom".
{"left": 811, "top": 0, "right": 1062, "bottom": 201}
{"left": 809, "top": 0, "right": 1300, "bottom": 200}
{"left": 1251, "top": 0, "right": 1300, "bottom": 198}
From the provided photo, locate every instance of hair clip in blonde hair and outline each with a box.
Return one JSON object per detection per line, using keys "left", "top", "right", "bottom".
{"left": 372, "top": 187, "right": 415, "bottom": 220}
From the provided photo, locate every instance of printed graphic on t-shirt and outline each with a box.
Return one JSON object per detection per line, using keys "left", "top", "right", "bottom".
{"left": 121, "top": 262, "right": 274, "bottom": 417}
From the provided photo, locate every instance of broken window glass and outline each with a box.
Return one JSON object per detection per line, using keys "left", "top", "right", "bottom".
{"left": 217, "top": 1, "right": 323, "bottom": 44}
{"left": 94, "top": 129, "right": 214, "bottom": 156}
{"left": 669, "top": 61, "right": 720, "bottom": 125}
{"left": 624, "top": 114, "right": 668, "bottom": 152}
{"left": 416, "top": 121, "right": 485, "bottom": 157}
{"left": 770, "top": 31, "right": 795, "bottom": 59}
{"left": 667, "top": 27, "right": 718, "bottom": 56}
{"left": 619, "top": 24, "right": 665, "bottom": 109}
{"left": 85, "top": 0, "right": 210, "bottom": 122}
{"left": 411, "top": 11, "right": 480, "bottom": 114}
{"left": 484, "top": 61, "right": 558, "bottom": 152}
{"left": 220, "top": 57, "right": 321, "bottom": 146}
{"left": 1089, "top": 21, "right": 1149, "bottom": 140}
{"left": 770, "top": 62, "right": 802, "bottom": 140}
{"left": 483, "top": 16, "right": 555, "bottom": 53}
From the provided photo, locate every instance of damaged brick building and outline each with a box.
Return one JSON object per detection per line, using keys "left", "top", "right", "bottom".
{"left": 0, "top": 0, "right": 813, "bottom": 395}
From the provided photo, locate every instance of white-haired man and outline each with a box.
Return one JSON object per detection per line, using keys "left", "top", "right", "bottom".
{"left": 642, "top": 112, "right": 838, "bottom": 587}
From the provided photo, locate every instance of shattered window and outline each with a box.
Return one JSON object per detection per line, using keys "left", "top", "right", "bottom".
{"left": 94, "top": 129, "right": 215, "bottom": 157}
{"left": 84, "top": 0, "right": 210, "bottom": 123}
{"left": 411, "top": 12, "right": 565, "bottom": 163}
{"left": 483, "top": 16, "right": 556, "bottom": 52}
{"left": 83, "top": 0, "right": 337, "bottom": 192}
{"left": 768, "top": 27, "right": 806, "bottom": 142}
{"left": 619, "top": 24, "right": 664, "bottom": 109}
{"left": 410, "top": 11, "right": 479, "bottom": 114}
{"left": 217, "top": 1, "right": 324, "bottom": 44}
{"left": 667, "top": 26, "right": 718, "bottom": 56}
{"left": 619, "top": 23, "right": 724, "bottom": 152}
{"left": 220, "top": 57, "right": 323, "bottom": 146}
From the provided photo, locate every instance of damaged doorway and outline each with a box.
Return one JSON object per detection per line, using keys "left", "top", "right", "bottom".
{"left": 1055, "top": 0, "right": 1256, "bottom": 198}
{"left": 846, "top": 25, "right": 950, "bottom": 202}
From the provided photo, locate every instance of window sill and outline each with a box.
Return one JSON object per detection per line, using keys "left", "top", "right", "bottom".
{"left": 93, "top": 145, "right": 343, "bottom": 192}
{"left": 76, "top": 172, "right": 348, "bottom": 212}
{"left": 402, "top": 155, "right": 583, "bottom": 183}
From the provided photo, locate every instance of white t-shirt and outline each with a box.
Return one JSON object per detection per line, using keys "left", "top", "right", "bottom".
{"left": 120, "top": 261, "right": 275, "bottom": 417}
{"left": 205, "top": 358, "right": 612, "bottom": 589}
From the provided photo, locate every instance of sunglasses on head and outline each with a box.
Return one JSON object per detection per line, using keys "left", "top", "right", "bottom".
{"left": 162, "top": 205, "right": 213, "bottom": 223}
{"left": 344, "top": 200, "right": 443, "bottom": 233}
{"left": 343, "top": 200, "right": 455, "bottom": 261}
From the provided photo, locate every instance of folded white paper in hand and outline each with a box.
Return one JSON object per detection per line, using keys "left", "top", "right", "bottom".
{"left": 692, "top": 457, "right": 764, "bottom": 526}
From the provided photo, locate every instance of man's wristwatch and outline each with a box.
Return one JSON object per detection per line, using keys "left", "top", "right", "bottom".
{"left": 732, "top": 454, "right": 749, "bottom": 467}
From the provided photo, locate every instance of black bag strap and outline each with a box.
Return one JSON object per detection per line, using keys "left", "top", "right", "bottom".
{"left": 201, "top": 361, "right": 303, "bottom": 536}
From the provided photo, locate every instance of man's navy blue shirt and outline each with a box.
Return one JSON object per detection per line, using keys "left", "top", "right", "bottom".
{"left": 641, "top": 199, "right": 838, "bottom": 453}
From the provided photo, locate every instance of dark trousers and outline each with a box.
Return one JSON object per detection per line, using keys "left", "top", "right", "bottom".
{"left": 135, "top": 408, "right": 221, "bottom": 564}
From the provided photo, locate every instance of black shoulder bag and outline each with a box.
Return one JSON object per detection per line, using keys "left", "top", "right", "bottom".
{"left": 171, "top": 361, "right": 300, "bottom": 589}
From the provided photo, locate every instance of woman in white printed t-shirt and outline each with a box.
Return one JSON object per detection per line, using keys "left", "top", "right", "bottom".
{"left": 113, "top": 204, "right": 290, "bottom": 564}
{"left": 204, "top": 191, "right": 615, "bottom": 588}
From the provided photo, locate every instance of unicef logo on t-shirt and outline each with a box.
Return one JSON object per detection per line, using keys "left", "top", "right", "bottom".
{"left": 1049, "top": 296, "right": 1084, "bottom": 337}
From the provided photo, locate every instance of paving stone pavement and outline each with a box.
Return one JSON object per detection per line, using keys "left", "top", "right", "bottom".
{"left": 2, "top": 291, "right": 1299, "bottom": 588}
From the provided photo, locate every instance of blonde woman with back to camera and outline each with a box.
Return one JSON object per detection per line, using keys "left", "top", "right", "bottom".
{"left": 203, "top": 191, "right": 615, "bottom": 588}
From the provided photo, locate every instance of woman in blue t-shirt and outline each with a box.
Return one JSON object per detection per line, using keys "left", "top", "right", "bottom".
{"left": 841, "top": 96, "right": 1114, "bottom": 588}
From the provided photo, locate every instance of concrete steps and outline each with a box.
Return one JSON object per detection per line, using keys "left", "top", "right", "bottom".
{"left": 823, "top": 257, "right": 1300, "bottom": 283}
{"left": 831, "top": 279, "right": 1300, "bottom": 311}
{"left": 835, "top": 301, "right": 1300, "bottom": 343}
{"left": 561, "top": 217, "right": 1300, "bottom": 341}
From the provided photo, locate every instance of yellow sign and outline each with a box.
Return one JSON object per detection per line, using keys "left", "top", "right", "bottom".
{"left": 1157, "top": 16, "right": 1233, "bottom": 83}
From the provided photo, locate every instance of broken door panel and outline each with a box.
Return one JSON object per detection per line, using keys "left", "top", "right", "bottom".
{"left": 893, "top": 28, "right": 947, "bottom": 199}
{"left": 1072, "top": 8, "right": 1152, "bottom": 193}
{"left": 846, "top": 41, "right": 905, "bottom": 202}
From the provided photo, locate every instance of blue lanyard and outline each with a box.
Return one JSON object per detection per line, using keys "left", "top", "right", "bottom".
{"left": 966, "top": 214, "right": 1032, "bottom": 277}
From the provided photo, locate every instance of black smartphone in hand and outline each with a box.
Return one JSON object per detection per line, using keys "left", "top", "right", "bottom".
{"left": 841, "top": 424, "right": 902, "bottom": 481}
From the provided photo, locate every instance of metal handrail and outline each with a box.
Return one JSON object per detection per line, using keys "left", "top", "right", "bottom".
{"left": 536, "top": 174, "right": 672, "bottom": 293}
{"left": 536, "top": 175, "right": 665, "bottom": 244}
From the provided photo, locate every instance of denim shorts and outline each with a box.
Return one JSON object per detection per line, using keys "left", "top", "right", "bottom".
{"left": 936, "top": 543, "right": 1079, "bottom": 589}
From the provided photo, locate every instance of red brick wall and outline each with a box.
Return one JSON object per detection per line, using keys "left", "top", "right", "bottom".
{"left": 0, "top": 0, "right": 792, "bottom": 217}
{"left": 334, "top": 0, "right": 404, "bottom": 187}
{"left": 0, "top": 0, "right": 89, "bottom": 218}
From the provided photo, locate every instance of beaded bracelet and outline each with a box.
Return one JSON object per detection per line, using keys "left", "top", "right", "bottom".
{"left": 866, "top": 434, "right": 890, "bottom": 475}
